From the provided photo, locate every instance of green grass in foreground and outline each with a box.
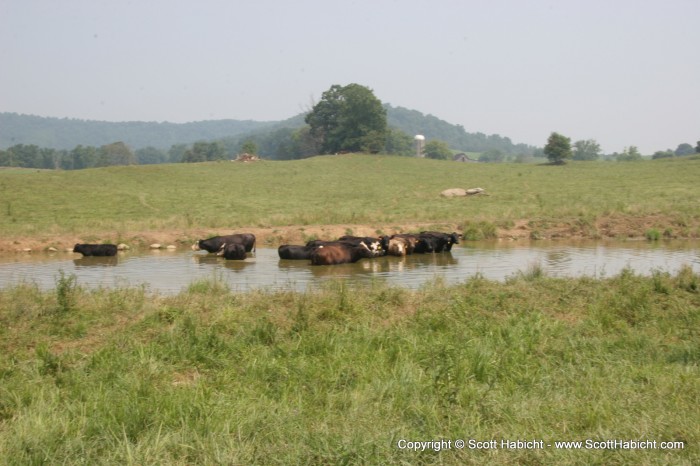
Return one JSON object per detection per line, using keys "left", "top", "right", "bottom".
{"left": 0, "top": 155, "right": 699, "bottom": 238}
{"left": 0, "top": 268, "right": 698, "bottom": 464}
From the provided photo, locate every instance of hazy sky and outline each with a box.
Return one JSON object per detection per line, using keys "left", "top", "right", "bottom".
{"left": 1, "top": 0, "right": 698, "bottom": 154}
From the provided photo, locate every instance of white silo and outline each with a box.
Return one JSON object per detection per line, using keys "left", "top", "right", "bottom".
{"left": 414, "top": 134, "right": 425, "bottom": 158}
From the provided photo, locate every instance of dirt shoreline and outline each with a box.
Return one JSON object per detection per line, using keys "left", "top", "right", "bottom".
{"left": 1, "top": 214, "right": 697, "bottom": 253}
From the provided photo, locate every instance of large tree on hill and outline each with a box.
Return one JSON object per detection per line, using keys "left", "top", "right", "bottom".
{"left": 544, "top": 132, "right": 572, "bottom": 164}
{"left": 305, "top": 83, "right": 387, "bottom": 154}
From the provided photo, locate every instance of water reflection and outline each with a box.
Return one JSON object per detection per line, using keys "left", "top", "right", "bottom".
{"left": 0, "top": 241, "right": 698, "bottom": 294}
{"left": 73, "top": 256, "right": 119, "bottom": 267}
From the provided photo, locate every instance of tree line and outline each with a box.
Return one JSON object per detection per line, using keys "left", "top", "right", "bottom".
{"left": 3, "top": 84, "right": 696, "bottom": 169}
{"left": 544, "top": 132, "right": 700, "bottom": 164}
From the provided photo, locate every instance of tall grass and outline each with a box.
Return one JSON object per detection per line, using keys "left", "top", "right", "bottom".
{"left": 0, "top": 269, "right": 697, "bottom": 464}
{"left": 0, "top": 155, "right": 699, "bottom": 238}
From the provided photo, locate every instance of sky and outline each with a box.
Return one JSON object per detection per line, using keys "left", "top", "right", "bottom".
{"left": 1, "top": 0, "right": 698, "bottom": 154}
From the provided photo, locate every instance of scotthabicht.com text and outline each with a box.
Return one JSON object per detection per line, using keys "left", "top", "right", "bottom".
{"left": 396, "top": 438, "right": 685, "bottom": 452}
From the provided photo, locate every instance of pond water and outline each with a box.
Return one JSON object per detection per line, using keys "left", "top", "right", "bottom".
{"left": 0, "top": 241, "right": 698, "bottom": 295}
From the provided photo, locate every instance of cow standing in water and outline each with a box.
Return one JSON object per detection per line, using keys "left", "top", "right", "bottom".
{"left": 73, "top": 243, "right": 118, "bottom": 257}
{"left": 192, "top": 234, "right": 256, "bottom": 253}
{"left": 217, "top": 243, "right": 247, "bottom": 260}
{"left": 310, "top": 242, "right": 375, "bottom": 265}
{"left": 278, "top": 244, "right": 317, "bottom": 260}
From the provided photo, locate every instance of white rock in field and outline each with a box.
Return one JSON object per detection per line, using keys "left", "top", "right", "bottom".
{"left": 166, "top": 245, "right": 176, "bottom": 250}
{"left": 117, "top": 243, "right": 130, "bottom": 250}
{"left": 149, "top": 243, "right": 162, "bottom": 249}
{"left": 47, "top": 247, "right": 58, "bottom": 252}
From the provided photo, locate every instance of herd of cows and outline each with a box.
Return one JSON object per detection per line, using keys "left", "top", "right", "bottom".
{"left": 72, "top": 231, "right": 461, "bottom": 266}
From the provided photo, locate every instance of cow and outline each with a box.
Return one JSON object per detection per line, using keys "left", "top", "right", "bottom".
{"left": 192, "top": 233, "right": 256, "bottom": 253}
{"left": 307, "top": 237, "right": 384, "bottom": 256}
{"left": 389, "top": 234, "right": 424, "bottom": 255}
{"left": 337, "top": 235, "right": 385, "bottom": 254}
{"left": 385, "top": 237, "right": 408, "bottom": 256}
{"left": 419, "top": 231, "right": 460, "bottom": 252}
{"left": 73, "top": 243, "right": 118, "bottom": 257}
{"left": 216, "top": 243, "right": 247, "bottom": 260}
{"left": 310, "top": 242, "right": 374, "bottom": 265}
{"left": 413, "top": 235, "right": 437, "bottom": 254}
{"left": 278, "top": 244, "right": 317, "bottom": 260}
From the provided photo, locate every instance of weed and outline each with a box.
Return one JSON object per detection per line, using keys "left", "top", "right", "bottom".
{"left": 645, "top": 228, "right": 661, "bottom": 241}
{"left": 54, "top": 270, "right": 77, "bottom": 314}
{"left": 461, "top": 221, "right": 497, "bottom": 241}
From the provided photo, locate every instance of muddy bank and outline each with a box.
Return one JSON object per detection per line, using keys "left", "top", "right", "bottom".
{"left": 1, "top": 214, "right": 698, "bottom": 253}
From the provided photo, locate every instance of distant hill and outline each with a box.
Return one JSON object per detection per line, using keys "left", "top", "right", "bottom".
{"left": 0, "top": 108, "right": 537, "bottom": 155}
{"left": 386, "top": 105, "right": 535, "bottom": 155}
{"left": 0, "top": 113, "right": 278, "bottom": 150}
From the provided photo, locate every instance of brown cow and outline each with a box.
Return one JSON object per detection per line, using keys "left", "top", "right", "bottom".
{"left": 310, "top": 242, "right": 374, "bottom": 265}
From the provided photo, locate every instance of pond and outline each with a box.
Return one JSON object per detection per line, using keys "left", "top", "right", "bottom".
{"left": 0, "top": 241, "right": 698, "bottom": 295}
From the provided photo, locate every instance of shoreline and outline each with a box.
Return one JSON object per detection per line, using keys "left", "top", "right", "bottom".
{"left": 2, "top": 214, "right": 698, "bottom": 253}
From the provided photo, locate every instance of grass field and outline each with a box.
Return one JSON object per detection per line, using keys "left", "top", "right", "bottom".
{"left": 0, "top": 154, "right": 699, "bottom": 248}
{"left": 0, "top": 269, "right": 698, "bottom": 464}
{"left": 1, "top": 155, "right": 699, "bottom": 464}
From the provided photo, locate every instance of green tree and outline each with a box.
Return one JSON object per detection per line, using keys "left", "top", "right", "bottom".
{"left": 617, "top": 146, "right": 642, "bottom": 161}
{"left": 68, "top": 145, "right": 98, "bottom": 169}
{"left": 305, "top": 83, "right": 387, "bottom": 154}
{"left": 136, "top": 146, "right": 167, "bottom": 165}
{"left": 168, "top": 144, "right": 188, "bottom": 163}
{"left": 696, "top": 141, "right": 700, "bottom": 153}
{"left": 97, "top": 142, "right": 136, "bottom": 166}
{"left": 572, "top": 139, "right": 601, "bottom": 161}
{"left": 240, "top": 140, "right": 258, "bottom": 155}
{"left": 674, "top": 143, "right": 694, "bottom": 156}
{"left": 182, "top": 141, "right": 226, "bottom": 163}
{"left": 480, "top": 149, "right": 505, "bottom": 163}
{"left": 652, "top": 150, "right": 674, "bottom": 159}
{"left": 7, "top": 144, "right": 41, "bottom": 168}
{"left": 544, "top": 132, "right": 572, "bottom": 164}
{"left": 385, "top": 128, "right": 414, "bottom": 156}
{"left": 424, "top": 140, "right": 452, "bottom": 160}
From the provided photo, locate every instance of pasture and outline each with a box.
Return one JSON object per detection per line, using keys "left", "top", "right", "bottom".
{"left": 0, "top": 155, "right": 699, "bottom": 464}
{"left": 0, "top": 154, "right": 699, "bottom": 250}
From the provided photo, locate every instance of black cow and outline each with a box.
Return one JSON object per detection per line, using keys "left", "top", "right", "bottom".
{"left": 217, "top": 243, "right": 247, "bottom": 260}
{"left": 278, "top": 244, "right": 317, "bottom": 260}
{"left": 413, "top": 236, "right": 437, "bottom": 254}
{"left": 419, "top": 231, "right": 460, "bottom": 252}
{"left": 310, "top": 242, "right": 375, "bottom": 265}
{"left": 192, "top": 234, "right": 256, "bottom": 253}
{"left": 73, "top": 243, "right": 118, "bottom": 257}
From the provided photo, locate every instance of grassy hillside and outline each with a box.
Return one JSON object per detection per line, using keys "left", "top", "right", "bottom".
{"left": 1, "top": 155, "right": 699, "bottom": 245}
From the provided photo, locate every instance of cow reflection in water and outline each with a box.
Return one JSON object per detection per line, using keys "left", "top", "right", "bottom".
{"left": 73, "top": 256, "right": 119, "bottom": 267}
{"left": 191, "top": 251, "right": 253, "bottom": 273}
